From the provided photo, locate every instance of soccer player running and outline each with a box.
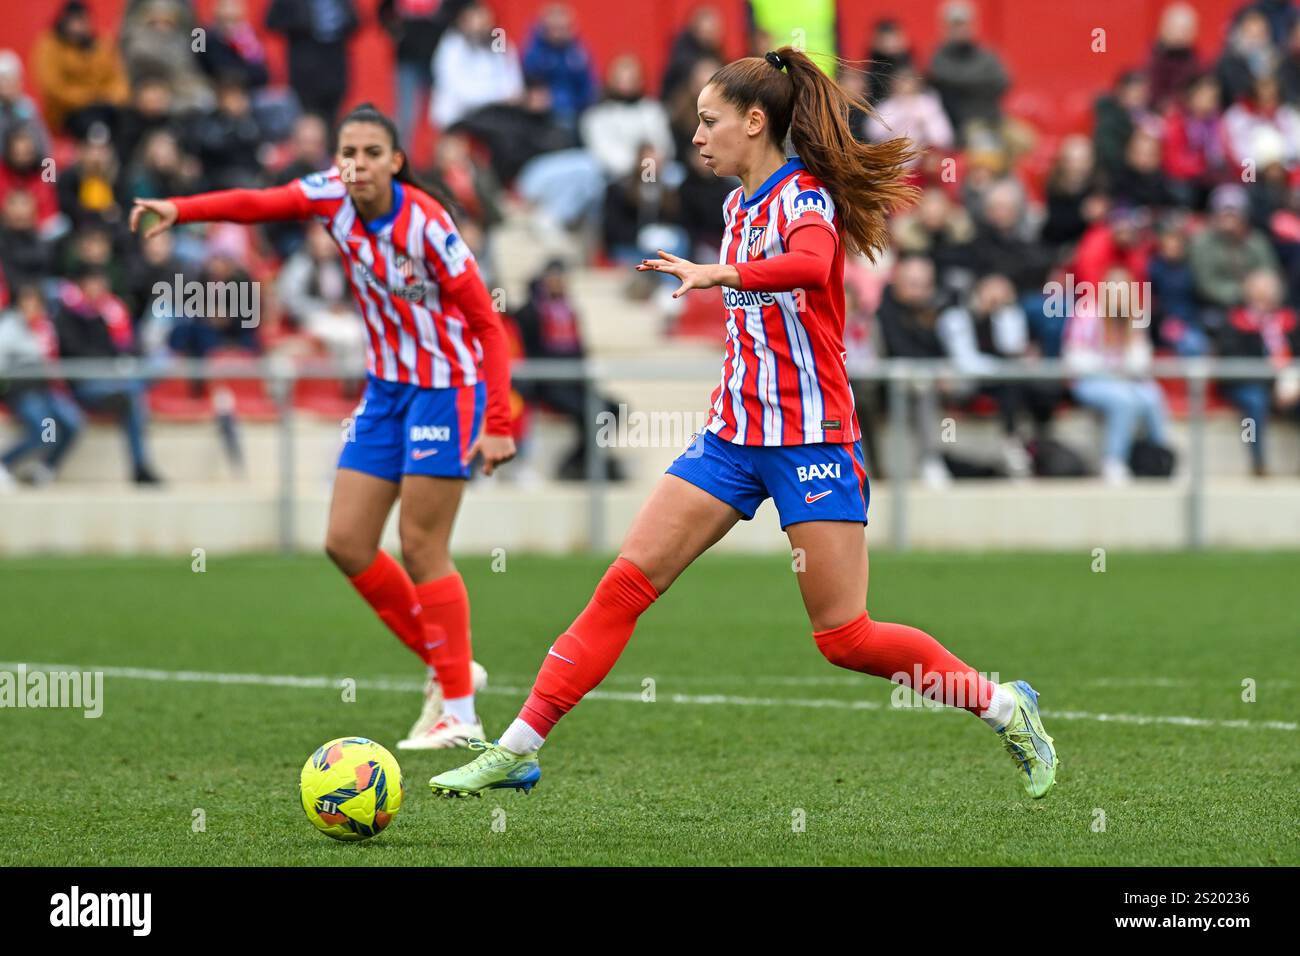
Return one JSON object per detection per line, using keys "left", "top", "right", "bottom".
{"left": 130, "top": 104, "right": 515, "bottom": 750}
{"left": 431, "top": 48, "right": 1058, "bottom": 799}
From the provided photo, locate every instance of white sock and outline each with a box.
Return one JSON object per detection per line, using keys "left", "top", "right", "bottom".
{"left": 499, "top": 717, "right": 545, "bottom": 755}
{"left": 979, "top": 683, "right": 1016, "bottom": 730}
{"left": 443, "top": 694, "right": 476, "bottom": 725}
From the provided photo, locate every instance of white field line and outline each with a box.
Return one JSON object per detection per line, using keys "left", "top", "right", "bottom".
{"left": 3, "top": 662, "right": 1295, "bottom": 732}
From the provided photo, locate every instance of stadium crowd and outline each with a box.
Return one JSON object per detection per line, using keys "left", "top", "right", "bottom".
{"left": 1, "top": 0, "right": 1299, "bottom": 490}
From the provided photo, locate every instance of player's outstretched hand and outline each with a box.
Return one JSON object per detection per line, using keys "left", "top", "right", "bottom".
{"left": 465, "top": 432, "right": 517, "bottom": 476}
{"left": 637, "top": 250, "right": 733, "bottom": 298}
{"left": 130, "top": 198, "right": 180, "bottom": 239}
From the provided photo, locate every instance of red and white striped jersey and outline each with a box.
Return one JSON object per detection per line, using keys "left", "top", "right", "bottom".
{"left": 292, "top": 169, "right": 484, "bottom": 388}
{"left": 707, "top": 158, "right": 859, "bottom": 446}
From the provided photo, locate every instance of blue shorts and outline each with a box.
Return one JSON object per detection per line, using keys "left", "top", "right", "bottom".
{"left": 666, "top": 430, "right": 869, "bottom": 529}
{"left": 338, "top": 376, "right": 486, "bottom": 483}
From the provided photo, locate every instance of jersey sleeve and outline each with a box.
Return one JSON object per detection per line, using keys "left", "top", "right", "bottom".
{"left": 780, "top": 180, "right": 839, "bottom": 248}
{"left": 425, "top": 209, "right": 510, "bottom": 434}
{"left": 171, "top": 168, "right": 344, "bottom": 224}
{"left": 734, "top": 224, "right": 835, "bottom": 291}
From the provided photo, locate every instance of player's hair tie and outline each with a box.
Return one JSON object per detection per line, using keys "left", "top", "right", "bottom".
{"left": 764, "top": 51, "right": 786, "bottom": 71}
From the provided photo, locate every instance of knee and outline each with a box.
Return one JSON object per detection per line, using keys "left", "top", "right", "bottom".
{"left": 324, "top": 530, "right": 374, "bottom": 577}
{"left": 398, "top": 522, "right": 449, "bottom": 580}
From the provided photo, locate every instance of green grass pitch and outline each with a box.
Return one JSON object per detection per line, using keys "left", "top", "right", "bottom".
{"left": 1, "top": 550, "right": 1296, "bottom": 866}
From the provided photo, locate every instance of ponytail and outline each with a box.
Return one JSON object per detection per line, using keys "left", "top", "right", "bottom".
{"left": 709, "top": 48, "right": 919, "bottom": 260}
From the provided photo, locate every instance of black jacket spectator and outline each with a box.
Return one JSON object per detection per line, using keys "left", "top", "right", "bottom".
{"left": 265, "top": 0, "right": 358, "bottom": 122}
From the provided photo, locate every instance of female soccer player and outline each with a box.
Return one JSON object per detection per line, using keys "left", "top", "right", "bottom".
{"left": 130, "top": 104, "right": 514, "bottom": 750}
{"left": 431, "top": 49, "right": 1059, "bottom": 798}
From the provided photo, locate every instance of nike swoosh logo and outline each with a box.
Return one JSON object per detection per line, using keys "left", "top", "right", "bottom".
{"left": 411, "top": 448, "right": 439, "bottom": 460}
{"left": 805, "top": 490, "right": 833, "bottom": 504}
{"left": 546, "top": 647, "right": 576, "bottom": 665}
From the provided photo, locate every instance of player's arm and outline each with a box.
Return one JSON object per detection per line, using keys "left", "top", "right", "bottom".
{"left": 732, "top": 222, "right": 836, "bottom": 291}
{"left": 130, "top": 183, "right": 315, "bottom": 238}
{"left": 442, "top": 262, "right": 517, "bottom": 475}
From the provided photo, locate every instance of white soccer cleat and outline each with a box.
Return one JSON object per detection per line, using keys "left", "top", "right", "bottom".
{"left": 399, "top": 661, "right": 488, "bottom": 744}
{"left": 397, "top": 713, "right": 485, "bottom": 750}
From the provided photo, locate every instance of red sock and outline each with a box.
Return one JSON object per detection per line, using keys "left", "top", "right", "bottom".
{"left": 814, "top": 611, "right": 994, "bottom": 715}
{"left": 518, "top": 557, "right": 659, "bottom": 737}
{"left": 415, "top": 572, "right": 473, "bottom": 699}
{"left": 348, "top": 551, "right": 428, "bottom": 662}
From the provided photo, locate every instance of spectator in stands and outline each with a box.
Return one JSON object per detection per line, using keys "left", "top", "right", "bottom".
{"left": 1217, "top": 9, "right": 1278, "bottom": 107}
{"left": 266, "top": 0, "right": 358, "bottom": 123}
{"left": 428, "top": 130, "right": 503, "bottom": 235}
{"left": 1223, "top": 73, "right": 1300, "bottom": 173}
{"left": 522, "top": 4, "right": 596, "bottom": 132}
{"left": 167, "top": 249, "right": 260, "bottom": 361}
{"left": 1279, "top": 19, "right": 1300, "bottom": 104}
{"left": 1062, "top": 266, "right": 1171, "bottom": 483}
{"left": 431, "top": 2, "right": 524, "bottom": 131}
{"left": 0, "top": 51, "right": 52, "bottom": 159}
{"left": 581, "top": 54, "right": 675, "bottom": 181}
{"left": 114, "top": 75, "right": 180, "bottom": 174}
{"left": 187, "top": 76, "right": 268, "bottom": 190}
{"left": 1094, "top": 69, "right": 1154, "bottom": 183}
{"left": 1215, "top": 266, "right": 1300, "bottom": 475}
{"left": 53, "top": 263, "right": 161, "bottom": 484}
{"left": 1190, "top": 183, "right": 1280, "bottom": 323}
{"left": 863, "top": 18, "right": 915, "bottom": 107}
{"left": 265, "top": 113, "right": 330, "bottom": 258}
{"left": 123, "top": 230, "right": 181, "bottom": 336}
{"left": 513, "top": 259, "right": 622, "bottom": 481}
{"left": 199, "top": 0, "right": 272, "bottom": 92}
{"left": 866, "top": 66, "right": 954, "bottom": 162}
{"left": 1148, "top": 214, "right": 1209, "bottom": 356}
{"left": 121, "top": 0, "right": 214, "bottom": 114}
{"left": 938, "top": 273, "right": 1059, "bottom": 477}
{"left": 0, "top": 190, "right": 58, "bottom": 289}
{"left": 675, "top": 147, "right": 735, "bottom": 261}
{"left": 31, "top": 0, "right": 130, "bottom": 136}
{"left": 1147, "top": 2, "right": 1202, "bottom": 111}
{"left": 448, "top": 74, "right": 577, "bottom": 188}
{"left": 970, "top": 179, "right": 1054, "bottom": 296}
{"left": 892, "top": 186, "right": 977, "bottom": 295}
{"left": 660, "top": 6, "right": 724, "bottom": 104}
{"left": 513, "top": 83, "right": 606, "bottom": 245}
{"left": 926, "top": 0, "right": 1009, "bottom": 146}
{"left": 277, "top": 220, "right": 365, "bottom": 368}
{"left": 56, "top": 122, "right": 122, "bottom": 227}
{"left": 1236, "top": 0, "right": 1298, "bottom": 48}
{"left": 1162, "top": 73, "right": 1228, "bottom": 210}
{"left": 0, "top": 284, "right": 82, "bottom": 489}
{"left": 61, "top": 224, "right": 126, "bottom": 301}
{"left": 1041, "top": 135, "right": 1107, "bottom": 251}
{"left": 605, "top": 141, "right": 688, "bottom": 312}
{"left": 836, "top": 64, "right": 872, "bottom": 144}
{"left": 379, "top": 0, "right": 471, "bottom": 146}
{"left": 121, "top": 128, "right": 200, "bottom": 206}
{"left": 0, "top": 126, "right": 66, "bottom": 240}
{"left": 1112, "top": 127, "right": 1176, "bottom": 210}
{"left": 876, "top": 254, "right": 953, "bottom": 487}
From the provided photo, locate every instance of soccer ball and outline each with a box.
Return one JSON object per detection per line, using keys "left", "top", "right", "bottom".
{"left": 300, "top": 737, "right": 404, "bottom": 841}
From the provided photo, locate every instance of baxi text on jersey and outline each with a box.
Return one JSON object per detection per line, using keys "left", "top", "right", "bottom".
{"left": 409, "top": 425, "right": 450, "bottom": 442}
{"left": 722, "top": 288, "right": 778, "bottom": 310}
{"left": 797, "top": 462, "right": 841, "bottom": 482}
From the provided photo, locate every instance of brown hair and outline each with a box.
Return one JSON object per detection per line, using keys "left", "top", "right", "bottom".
{"left": 708, "top": 47, "right": 919, "bottom": 260}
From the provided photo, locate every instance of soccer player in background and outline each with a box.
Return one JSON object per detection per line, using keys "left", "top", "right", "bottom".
{"left": 130, "top": 104, "right": 515, "bottom": 750}
{"left": 431, "top": 48, "right": 1059, "bottom": 799}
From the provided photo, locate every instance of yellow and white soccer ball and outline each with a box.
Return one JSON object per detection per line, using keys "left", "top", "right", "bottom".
{"left": 300, "top": 737, "right": 404, "bottom": 841}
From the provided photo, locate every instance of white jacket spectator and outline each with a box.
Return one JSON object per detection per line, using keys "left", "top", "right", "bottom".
{"left": 580, "top": 54, "right": 675, "bottom": 180}
{"left": 277, "top": 222, "right": 366, "bottom": 367}
{"left": 430, "top": 5, "right": 524, "bottom": 130}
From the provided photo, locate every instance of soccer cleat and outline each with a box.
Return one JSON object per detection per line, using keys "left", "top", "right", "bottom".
{"left": 397, "top": 713, "right": 484, "bottom": 750}
{"left": 398, "top": 660, "right": 488, "bottom": 744}
{"left": 996, "top": 680, "right": 1058, "bottom": 798}
{"left": 428, "top": 739, "right": 541, "bottom": 798}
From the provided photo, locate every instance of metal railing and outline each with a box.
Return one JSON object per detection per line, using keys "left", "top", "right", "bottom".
{"left": 3, "top": 355, "right": 1296, "bottom": 552}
